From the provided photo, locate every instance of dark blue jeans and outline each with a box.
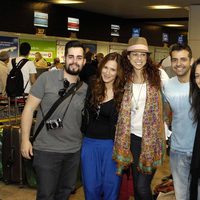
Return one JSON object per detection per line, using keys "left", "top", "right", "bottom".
{"left": 130, "top": 134, "right": 156, "bottom": 200}
{"left": 33, "top": 149, "right": 80, "bottom": 200}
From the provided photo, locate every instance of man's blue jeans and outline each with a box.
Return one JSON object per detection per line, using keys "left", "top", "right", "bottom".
{"left": 170, "top": 149, "right": 191, "bottom": 200}
{"left": 33, "top": 149, "right": 80, "bottom": 200}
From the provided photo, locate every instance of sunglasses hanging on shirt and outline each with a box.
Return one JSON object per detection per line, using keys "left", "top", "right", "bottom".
{"left": 58, "top": 79, "right": 70, "bottom": 97}
{"left": 58, "top": 79, "right": 79, "bottom": 97}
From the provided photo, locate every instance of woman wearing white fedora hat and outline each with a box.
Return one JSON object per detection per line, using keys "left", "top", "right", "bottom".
{"left": 113, "top": 37, "right": 169, "bottom": 200}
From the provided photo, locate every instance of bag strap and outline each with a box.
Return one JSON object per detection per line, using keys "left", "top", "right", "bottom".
{"left": 11, "top": 58, "right": 16, "bottom": 68}
{"left": 31, "top": 81, "right": 83, "bottom": 142}
{"left": 12, "top": 58, "right": 29, "bottom": 70}
{"left": 24, "top": 80, "right": 29, "bottom": 91}
{"left": 20, "top": 59, "right": 29, "bottom": 91}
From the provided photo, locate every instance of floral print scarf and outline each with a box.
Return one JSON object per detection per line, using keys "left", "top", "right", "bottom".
{"left": 113, "top": 81, "right": 165, "bottom": 175}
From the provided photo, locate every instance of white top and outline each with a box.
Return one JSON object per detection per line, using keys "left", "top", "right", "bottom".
{"left": 131, "top": 82, "right": 146, "bottom": 137}
{"left": 161, "top": 56, "right": 176, "bottom": 78}
{"left": 9, "top": 56, "right": 37, "bottom": 93}
{"left": 49, "top": 66, "right": 59, "bottom": 71}
{"left": 161, "top": 56, "right": 171, "bottom": 68}
{"left": 131, "top": 69, "right": 169, "bottom": 137}
{"left": 159, "top": 68, "right": 169, "bottom": 83}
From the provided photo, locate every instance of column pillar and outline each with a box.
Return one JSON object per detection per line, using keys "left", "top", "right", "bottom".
{"left": 188, "top": 5, "right": 200, "bottom": 60}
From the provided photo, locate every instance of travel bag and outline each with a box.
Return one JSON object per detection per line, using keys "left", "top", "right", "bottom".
{"left": 1, "top": 125, "right": 25, "bottom": 186}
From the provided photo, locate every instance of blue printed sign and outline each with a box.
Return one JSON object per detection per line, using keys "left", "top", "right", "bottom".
{"left": 0, "top": 36, "right": 19, "bottom": 58}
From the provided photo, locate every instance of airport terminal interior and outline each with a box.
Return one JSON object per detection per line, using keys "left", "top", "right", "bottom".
{"left": 0, "top": 0, "right": 199, "bottom": 199}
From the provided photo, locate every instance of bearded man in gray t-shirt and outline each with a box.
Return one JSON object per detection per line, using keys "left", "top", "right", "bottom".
{"left": 21, "top": 40, "right": 87, "bottom": 200}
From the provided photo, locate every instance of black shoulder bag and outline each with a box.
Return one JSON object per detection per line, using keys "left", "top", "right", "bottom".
{"left": 80, "top": 86, "right": 91, "bottom": 134}
{"left": 31, "top": 81, "right": 83, "bottom": 143}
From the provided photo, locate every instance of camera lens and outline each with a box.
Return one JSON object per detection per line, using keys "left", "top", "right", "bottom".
{"left": 46, "top": 119, "right": 63, "bottom": 131}
{"left": 64, "top": 79, "right": 70, "bottom": 88}
{"left": 58, "top": 88, "right": 66, "bottom": 97}
{"left": 51, "top": 121, "right": 58, "bottom": 129}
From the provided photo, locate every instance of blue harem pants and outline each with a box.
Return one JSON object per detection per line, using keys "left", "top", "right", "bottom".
{"left": 81, "top": 137, "right": 121, "bottom": 200}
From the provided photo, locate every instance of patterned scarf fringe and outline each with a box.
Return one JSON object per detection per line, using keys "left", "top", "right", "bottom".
{"left": 138, "top": 141, "right": 166, "bottom": 174}
{"left": 112, "top": 148, "right": 133, "bottom": 175}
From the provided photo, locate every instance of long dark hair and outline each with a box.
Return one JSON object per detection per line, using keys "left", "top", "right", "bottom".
{"left": 90, "top": 52, "right": 125, "bottom": 111}
{"left": 189, "top": 57, "right": 200, "bottom": 123}
{"left": 121, "top": 50, "right": 161, "bottom": 90}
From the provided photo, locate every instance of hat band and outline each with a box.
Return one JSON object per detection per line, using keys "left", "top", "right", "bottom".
{"left": 127, "top": 44, "right": 149, "bottom": 52}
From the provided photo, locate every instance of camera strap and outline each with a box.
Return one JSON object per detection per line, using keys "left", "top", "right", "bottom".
{"left": 31, "top": 81, "right": 83, "bottom": 142}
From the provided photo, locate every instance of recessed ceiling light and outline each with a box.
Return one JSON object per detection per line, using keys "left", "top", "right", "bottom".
{"left": 148, "top": 5, "right": 181, "bottom": 9}
{"left": 49, "top": 0, "right": 85, "bottom": 4}
{"left": 163, "top": 24, "right": 184, "bottom": 27}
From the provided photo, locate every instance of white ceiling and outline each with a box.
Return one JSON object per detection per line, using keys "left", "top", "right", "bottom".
{"left": 66, "top": 0, "right": 200, "bottom": 30}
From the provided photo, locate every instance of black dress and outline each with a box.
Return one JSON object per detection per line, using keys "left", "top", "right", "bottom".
{"left": 190, "top": 120, "right": 200, "bottom": 200}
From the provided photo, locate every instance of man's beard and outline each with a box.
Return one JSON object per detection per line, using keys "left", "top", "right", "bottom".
{"left": 64, "top": 63, "right": 81, "bottom": 75}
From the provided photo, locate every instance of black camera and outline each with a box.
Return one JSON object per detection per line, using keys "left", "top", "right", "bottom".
{"left": 46, "top": 118, "right": 63, "bottom": 131}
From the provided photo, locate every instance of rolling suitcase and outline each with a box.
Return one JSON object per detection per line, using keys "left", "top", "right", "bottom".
{"left": 2, "top": 125, "right": 25, "bottom": 186}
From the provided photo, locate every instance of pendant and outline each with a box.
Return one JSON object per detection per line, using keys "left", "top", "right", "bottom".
{"left": 95, "top": 105, "right": 101, "bottom": 119}
{"left": 135, "top": 106, "right": 139, "bottom": 110}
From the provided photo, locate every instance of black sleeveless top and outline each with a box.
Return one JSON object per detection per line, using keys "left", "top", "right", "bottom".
{"left": 84, "top": 99, "right": 118, "bottom": 140}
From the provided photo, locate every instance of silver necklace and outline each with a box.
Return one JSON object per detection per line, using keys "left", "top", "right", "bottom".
{"left": 132, "top": 83, "right": 144, "bottom": 110}
{"left": 95, "top": 104, "right": 101, "bottom": 119}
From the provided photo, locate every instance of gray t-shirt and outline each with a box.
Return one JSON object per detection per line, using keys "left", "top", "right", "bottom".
{"left": 31, "top": 69, "right": 87, "bottom": 153}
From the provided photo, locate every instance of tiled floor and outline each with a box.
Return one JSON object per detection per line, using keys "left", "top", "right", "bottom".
{"left": 0, "top": 155, "right": 170, "bottom": 200}
{"left": 0, "top": 183, "right": 84, "bottom": 200}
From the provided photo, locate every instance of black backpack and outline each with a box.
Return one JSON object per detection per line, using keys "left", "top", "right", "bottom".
{"left": 6, "top": 58, "right": 29, "bottom": 97}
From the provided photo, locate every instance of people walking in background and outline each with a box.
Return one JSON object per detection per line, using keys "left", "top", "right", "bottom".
{"left": 0, "top": 51, "right": 10, "bottom": 96}
{"left": 160, "top": 44, "right": 176, "bottom": 78}
{"left": 81, "top": 52, "right": 125, "bottom": 200}
{"left": 8, "top": 42, "right": 37, "bottom": 94}
{"left": 49, "top": 57, "right": 63, "bottom": 71}
{"left": 21, "top": 40, "right": 87, "bottom": 200}
{"left": 160, "top": 55, "right": 176, "bottom": 78}
{"left": 163, "top": 43, "right": 197, "bottom": 200}
{"left": 34, "top": 52, "right": 48, "bottom": 68}
{"left": 189, "top": 58, "right": 200, "bottom": 200}
{"left": 80, "top": 52, "right": 104, "bottom": 84}
{"left": 79, "top": 50, "right": 96, "bottom": 84}
{"left": 93, "top": 52, "right": 104, "bottom": 66}
{"left": 113, "top": 37, "right": 168, "bottom": 200}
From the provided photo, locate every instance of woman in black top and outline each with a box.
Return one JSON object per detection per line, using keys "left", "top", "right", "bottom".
{"left": 81, "top": 52, "right": 125, "bottom": 200}
{"left": 189, "top": 58, "right": 200, "bottom": 200}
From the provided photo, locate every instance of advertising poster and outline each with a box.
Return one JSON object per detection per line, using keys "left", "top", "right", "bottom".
{"left": 83, "top": 43, "right": 97, "bottom": 53}
{"left": 56, "top": 40, "right": 69, "bottom": 63}
{"left": 20, "top": 39, "right": 56, "bottom": 63}
{"left": 0, "top": 36, "right": 19, "bottom": 58}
